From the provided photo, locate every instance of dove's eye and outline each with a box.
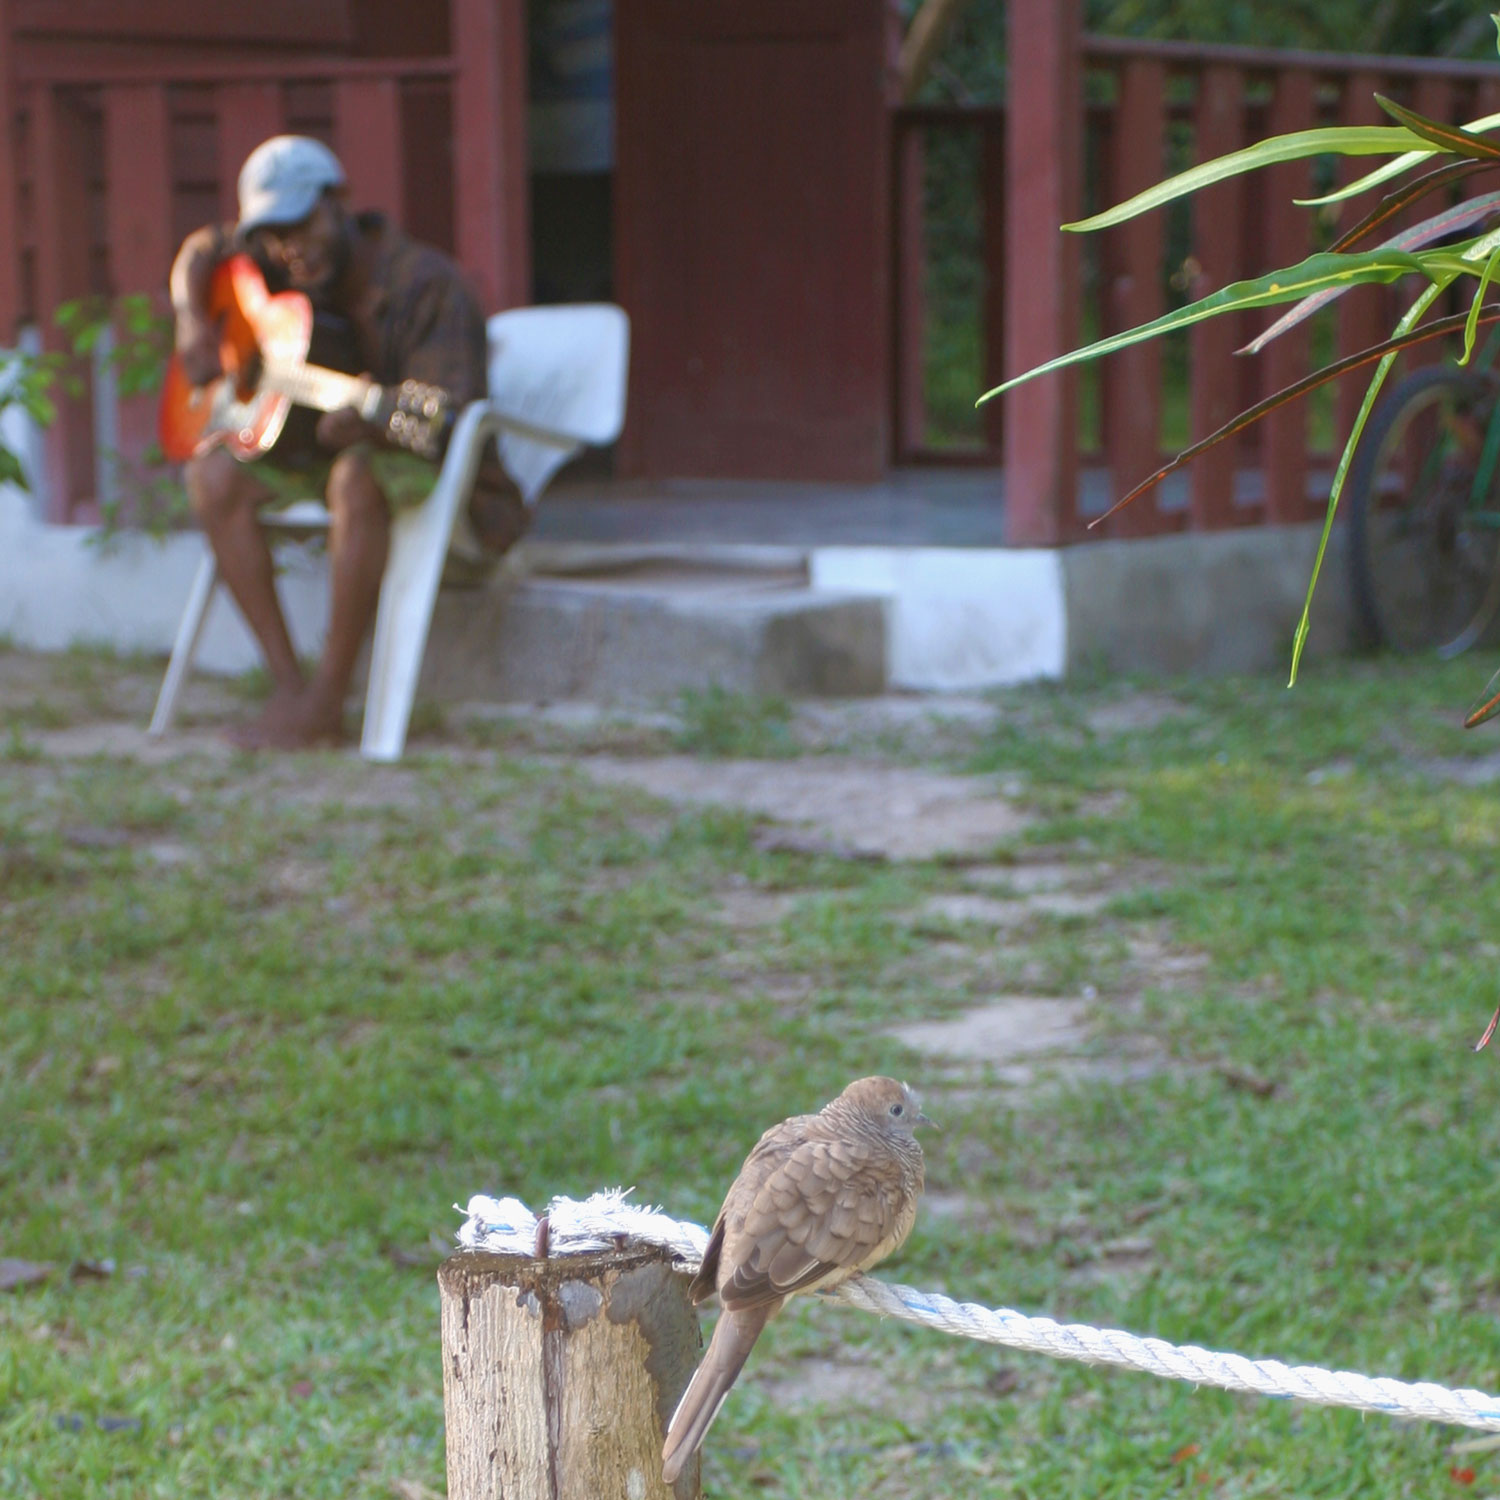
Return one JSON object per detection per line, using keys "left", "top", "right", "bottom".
{"left": 890, "top": 1103, "right": 904, "bottom": 1116}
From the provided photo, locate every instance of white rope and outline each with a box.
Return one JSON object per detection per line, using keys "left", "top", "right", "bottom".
{"left": 458, "top": 1191, "right": 1500, "bottom": 1434}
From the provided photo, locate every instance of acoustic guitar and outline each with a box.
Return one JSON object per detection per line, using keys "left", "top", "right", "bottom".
{"left": 157, "top": 254, "right": 448, "bottom": 464}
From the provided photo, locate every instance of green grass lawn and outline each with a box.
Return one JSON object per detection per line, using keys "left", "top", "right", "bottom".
{"left": 5, "top": 648, "right": 1500, "bottom": 1497}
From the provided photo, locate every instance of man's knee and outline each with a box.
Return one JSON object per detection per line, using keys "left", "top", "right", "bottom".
{"left": 185, "top": 447, "right": 258, "bottom": 527}
{"left": 326, "top": 448, "right": 389, "bottom": 526}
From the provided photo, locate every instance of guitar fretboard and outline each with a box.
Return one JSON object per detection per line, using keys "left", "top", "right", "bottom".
{"left": 262, "top": 362, "right": 374, "bottom": 416}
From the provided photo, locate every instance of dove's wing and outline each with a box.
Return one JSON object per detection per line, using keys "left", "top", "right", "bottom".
{"left": 717, "top": 1133, "right": 915, "bottom": 1311}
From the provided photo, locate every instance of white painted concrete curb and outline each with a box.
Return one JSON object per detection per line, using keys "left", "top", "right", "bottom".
{"left": 0, "top": 484, "right": 328, "bottom": 675}
{"left": 810, "top": 546, "right": 1067, "bottom": 689}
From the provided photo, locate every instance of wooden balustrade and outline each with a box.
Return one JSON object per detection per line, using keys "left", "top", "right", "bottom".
{"left": 892, "top": 32, "right": 1500, "bottom": 544}
{"left": 9, "top": 0, "right": 529, "bottom": 527}
{"left": 6, "top": 59, "right": 461, "bottom": 522}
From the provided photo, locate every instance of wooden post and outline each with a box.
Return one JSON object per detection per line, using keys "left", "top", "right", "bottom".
{"left": 892, "top": 117, "right": 927, "bottom": 461}
{"left": 1334, "top": 69, "right": 1388, "bottom": 452}
{"left": 216, "top": 82, "right": 284, "bottom": 221}
{"left": 439, "top": 1247, "right": 703, "bottom": 1499}
{"left": 1189, "top": 62, "right": 1245, "bottom": 531}
{"left": 335, "top": 77, "right": 404, "bottom": 224}
{"left": 1003, "top": 0, "right": 1081, "bottom": 545}
{"left": 1400, "top": 74, "right": 1452, "bottom": 379}
{"left": 31, "top": 82, "right": 96, "bottom": 524}
{"left": 1261, "top": 66, "right": 1315, "bottom": 525}
{"left": 450, "top": 0, "right": 530, "bottom": 312}
{"left": 0, "top": 0, "right": 19, "bottom": 344}
{"left": 103, "top": 82, "right": 173, "bottom": 516}
{"left": 1101, "top": 56, "right": 1166, "bottom": 537}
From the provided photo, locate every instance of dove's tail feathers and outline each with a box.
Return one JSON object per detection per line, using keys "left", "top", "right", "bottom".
{"left": 661, "top": 1303, "right": 773, "bottom": 1484}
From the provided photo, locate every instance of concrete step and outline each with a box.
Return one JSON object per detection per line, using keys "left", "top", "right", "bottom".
{"left": 412, "top": 549, "right": 888, "bottom": 702}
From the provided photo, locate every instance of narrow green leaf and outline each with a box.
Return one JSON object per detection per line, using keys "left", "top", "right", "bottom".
{"left": 1373, "top": 93, "right": 1500, "bottom": 162}
{"left": 1062, "top": 127, "right": 1428, "bottom": 233}
{"left": 1461, "top": 251, "right": 1500, "bottom": 364}
{"left": 977, "top": 249, "right": 1434, "bottom": 406}
{"left": 1288, "top": 279, "right": 1447, "bottom": 685}
{"left": 0, "top": 447, "right": 30, "bottom": 492}
{"left": 1243, "top": 192, "right": 1500, "bottom": 356}
{"left": 1300, "top": 109, "right": 1500, "bottom": 205}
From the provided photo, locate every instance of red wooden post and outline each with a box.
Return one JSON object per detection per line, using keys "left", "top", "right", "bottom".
{"left": 103, "top": 82, "right": 173, "bottom": 509}
{"left": 1261, "top": 66, "right": 1316, "bottom": 524}
{"left": 1471, "top": 75, "right": 1500, "bottom": 337}
{"left": 0, "top": 0, "right": 20, "bottom": 343}
{"left": 1102, "top": 56, "right": 1166, "bottom": 537}
{"left": 335, "top": 78, "right": 404, "bottom": 224}
{"left": 1401, "top": 75, "right": 1452, "bottom": 377}
{"left": 892, "top": 116, "right": 927, "bottom": 459}
{"left": 450, "top": 0, "right": 529, "bottom": 311}
{"left": 1471, "top": 75, "right": 1500, "bottom": 208}
{"left": 32, "top": 83, "right": 95, "bottom": 524}
{"left": 980, "top": 113, "right": 1006, "bottom": 455}
{"left": 1189, "top": 62, "right": 1245, "bottom": 530}
{"left": 1334, "top": 69, "right": 1388, "bottom": 450}
{"left": 1003, "top": 0, "right": 1081, "bottom": 545}
{"left": 216, "top": 82, "right": 283, "bottom": 221}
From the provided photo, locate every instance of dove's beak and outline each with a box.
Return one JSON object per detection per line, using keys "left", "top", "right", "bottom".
{"left": 915, "top": 1109, "right": 939, "bottom": 1130}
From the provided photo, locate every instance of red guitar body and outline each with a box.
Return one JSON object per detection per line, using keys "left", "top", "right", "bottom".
{"left": 157, "top": 255, "right": 314, "bottom": 464}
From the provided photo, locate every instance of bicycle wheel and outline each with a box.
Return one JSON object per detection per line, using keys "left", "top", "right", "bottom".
{"left": 1346, "top": 364, "right": 1500, "bottom": 656}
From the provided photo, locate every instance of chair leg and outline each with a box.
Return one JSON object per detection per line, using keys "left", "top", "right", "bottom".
{"left": 148, "top": 552, "right": 220, "bottom": 736}
{"left": 360, "top": 461, "right": 473, "bottom": 762}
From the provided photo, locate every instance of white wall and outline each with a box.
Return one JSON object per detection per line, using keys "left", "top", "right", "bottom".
{"left": 0, "top": 485, "right": 329, "bottom": 675}
{"left": 810, "top": 546, "right": 1066, "bottom": 689}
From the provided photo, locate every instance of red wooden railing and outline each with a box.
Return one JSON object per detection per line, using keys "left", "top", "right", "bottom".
{"left": 9, "top": 0, "right": 528, "bottom": 526}
{"left": 892, "top": 30, "right": 1500, "bottom": 543}
{"left": 11, "top": 61, "right": 457, "bottom": 523}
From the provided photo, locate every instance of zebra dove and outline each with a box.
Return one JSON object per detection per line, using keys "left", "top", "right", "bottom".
{"left": 661, "top": 1075, "right": 931, "bottom": 1483}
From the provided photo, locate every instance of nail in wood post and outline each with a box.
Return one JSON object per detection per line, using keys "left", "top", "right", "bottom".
{"left": 439, "top": 1246, "right": 703, "bottom": 1499}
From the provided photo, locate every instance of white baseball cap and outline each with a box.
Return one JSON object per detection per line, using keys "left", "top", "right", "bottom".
{"left": 237, "top": 135, "right": 346, "bottom": 233}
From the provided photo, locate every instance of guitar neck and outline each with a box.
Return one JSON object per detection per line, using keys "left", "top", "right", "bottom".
{"left": 263, "top": 361, "right": 376, "bottom": 417}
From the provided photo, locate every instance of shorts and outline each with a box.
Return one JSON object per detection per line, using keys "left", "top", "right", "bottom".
{"left": 248, "top": 443, "right": 439, "bottom": 512}
{"left": 242, "top": 437, "right": 531, "bottom": 571}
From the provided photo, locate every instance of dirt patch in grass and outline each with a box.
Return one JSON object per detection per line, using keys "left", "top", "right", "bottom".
{"left": 911, "top": 890, "right": 1112, "bottom": 931}
{"left": 576, "top": 756, "right": 1032, "bottom": 861}
{"left": 754, "top": 1352, "right": 951, "bottom": 1420}
{"left": 712, "top": 887, "right": 805, "bottom": 929}
{"left": 889, "top": 996, "right": 1092, "bottom": 1064}
{"left": 1084, "top": 691, "right": 1190, "bottom": 736}
{"left": 29, "top": 723, "right": 234, "bottom": 763}
{"left": 888, "top": 979, "right": 1177, "bottom": 1099}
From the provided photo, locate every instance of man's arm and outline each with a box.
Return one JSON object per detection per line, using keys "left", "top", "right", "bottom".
{"left": 168, "top": 224, "right": 231, "bottom": 386}
{"left": 317, "top": 270, "right": 483, "bottom": 458}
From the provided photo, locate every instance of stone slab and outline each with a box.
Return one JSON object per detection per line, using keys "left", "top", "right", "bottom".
{"left": 413, "top": 564, "right": 889, "bottom": 702}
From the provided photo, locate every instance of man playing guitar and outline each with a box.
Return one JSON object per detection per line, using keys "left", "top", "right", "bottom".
{"left": 170, "top": 135, "right": 527, "bottom": 749}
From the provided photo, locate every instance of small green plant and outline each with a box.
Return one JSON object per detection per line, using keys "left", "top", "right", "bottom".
{"left": 1, "top": 293, "right": 184, "bottom": 537}
{"left": 985, "top": 15, "right": 1500, "bottom": 712}
{"left": 673, "top": 685, "right": 797, "bottom": 758}
{"left": 55, "top": 292, "right": 172, "bottom": 401}
{"left": 2, "top": 723, "right": 42, "bottom": 762}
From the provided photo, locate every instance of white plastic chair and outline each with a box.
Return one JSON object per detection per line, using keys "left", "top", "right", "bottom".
{"left": 147, "top": 303, "right": 630, "bottom": 760}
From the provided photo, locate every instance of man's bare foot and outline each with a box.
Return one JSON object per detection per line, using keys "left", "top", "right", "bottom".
{"left": 228, "top": 686, "right": 346, "bottom": 750}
